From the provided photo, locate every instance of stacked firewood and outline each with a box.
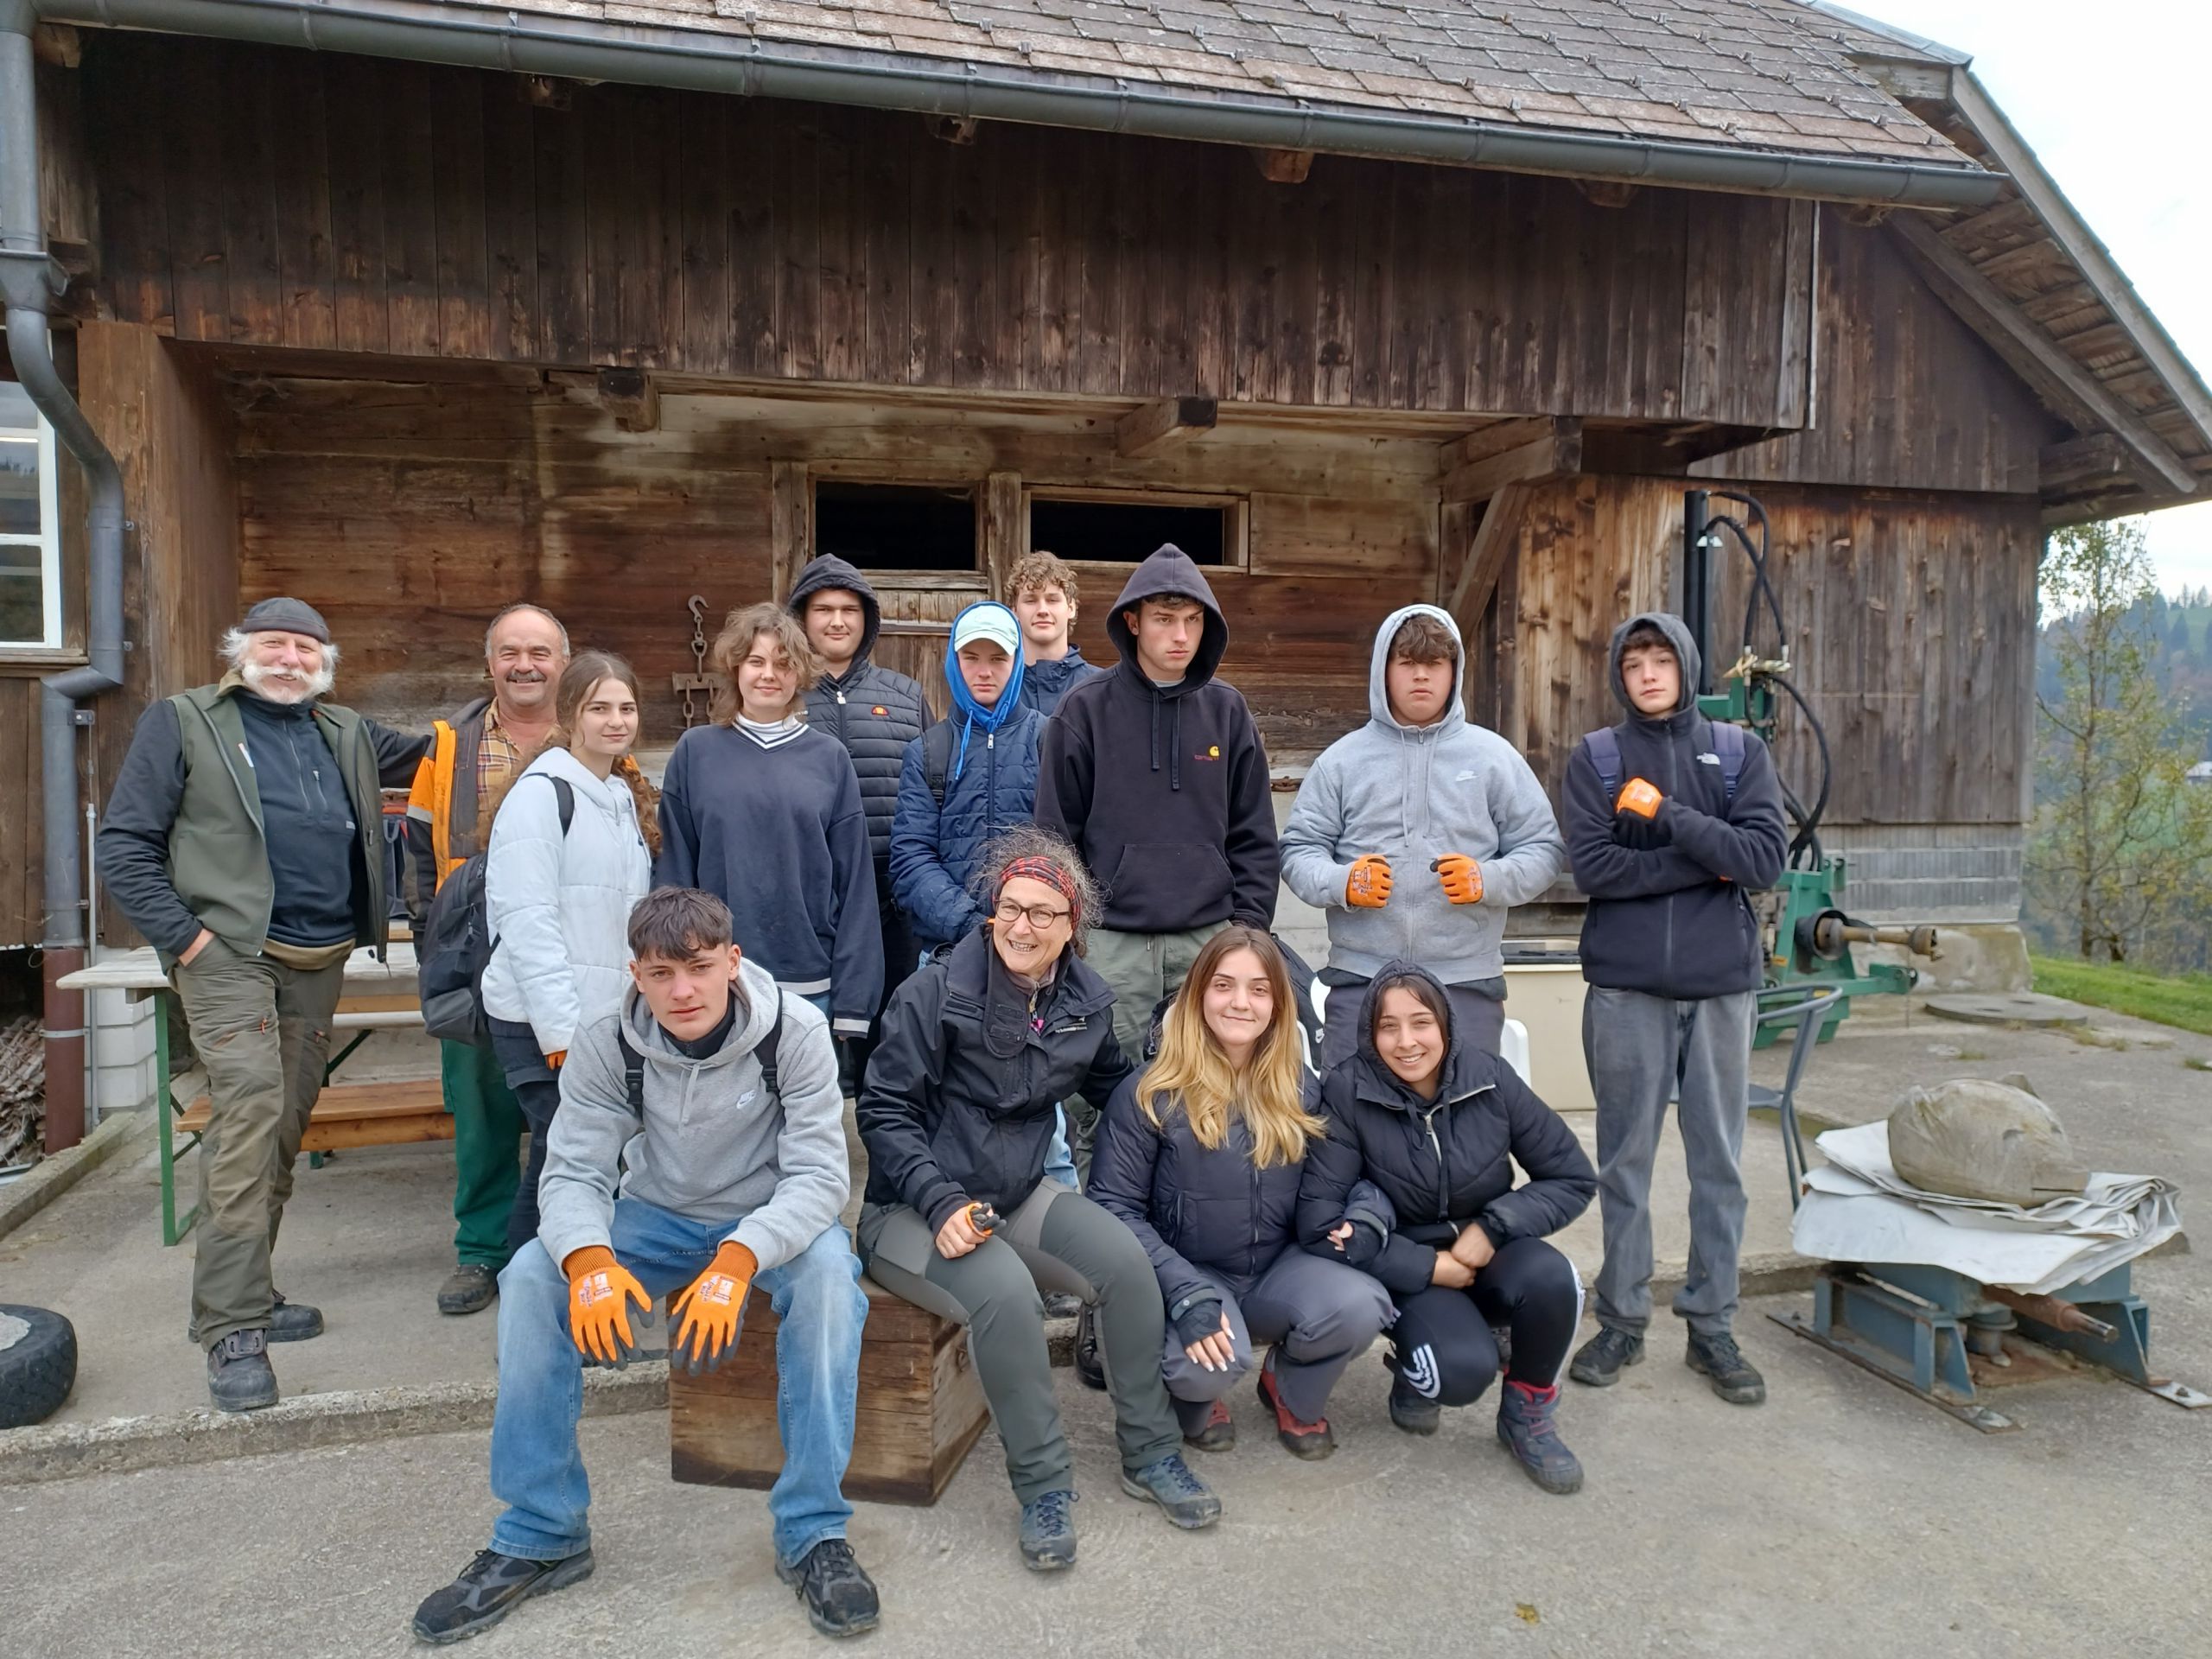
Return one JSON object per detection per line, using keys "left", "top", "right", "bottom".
{"left": 0, "top": 1014, "right": 41, "bottom": 1167}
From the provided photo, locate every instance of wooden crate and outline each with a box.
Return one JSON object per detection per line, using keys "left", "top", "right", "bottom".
{"left": 669, "top": 1274, "right": 989, "bottom": 1506}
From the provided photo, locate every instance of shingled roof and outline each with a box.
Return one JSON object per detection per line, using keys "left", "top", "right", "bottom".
{"left": 429, "top": 0, "right": 1977, "bottom": 171}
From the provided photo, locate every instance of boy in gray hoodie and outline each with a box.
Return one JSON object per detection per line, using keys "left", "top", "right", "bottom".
{"left": 413, "top": 889, "right": 880, "bottom": 1645}
{"left": 1281, "top": 606, "right": 1564, "bottom": 1067}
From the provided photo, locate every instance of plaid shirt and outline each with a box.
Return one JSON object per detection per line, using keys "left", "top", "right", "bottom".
{"left": 476, "top": 702, "right": 528, "bottom": 798}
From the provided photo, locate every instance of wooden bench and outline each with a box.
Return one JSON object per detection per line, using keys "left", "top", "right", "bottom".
{"left": 176, "top": 1077, "right": 454, "bottom": 1154}
{"left": 670, "top": 1275, "right": 989, "bottom": 1506}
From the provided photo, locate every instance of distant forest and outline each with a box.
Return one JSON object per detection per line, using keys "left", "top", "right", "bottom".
{"left": 2034, "top": 587, "right": 2212, "bottom": 761}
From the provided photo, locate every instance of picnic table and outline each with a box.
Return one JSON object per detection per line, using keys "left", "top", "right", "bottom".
{"left": 59, "top": 943, "right": 437, "bottom": 1244}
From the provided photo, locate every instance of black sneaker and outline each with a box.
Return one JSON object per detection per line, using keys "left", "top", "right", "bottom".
{"left": 774, "top": 1538, "right": 880, "bottom": 1638}
{"left": 207, "top": 1328, "right": 279, "bottom": 1412}
{"left": 438, "top": 1264, "right": 499, "bottom": 1316}
{"left": 1569, "top": 1326, "right": 1645, "bottom": 1388}
{"left": 1018, "top": 1489, "right": 1078, "bottom": 1572}
{"left": 1073, "top": 1305, "right": 1106, "bottom": 1392}
{"left": 1387, "top": 1374, "right": 1440, "bottom": 1436}
{"left": 188, "top": 1294, "right": 323, "bottom": 1346}
{"left": 1041, "top": 1290, "right": 1084, "bottom": 1320}
{"left": 410, "top": 1548, "right": 594, "bottom": 1644}
{"left": 1686, "top": 1330, "right": 1767, "bottom": 1405}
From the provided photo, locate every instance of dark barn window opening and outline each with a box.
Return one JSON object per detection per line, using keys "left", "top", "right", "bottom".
{"left": 1027, "top": 495, "right": 1233, "bottom": 566}
{"left": 813, "top": 480, "right": 979, "bottom": 570}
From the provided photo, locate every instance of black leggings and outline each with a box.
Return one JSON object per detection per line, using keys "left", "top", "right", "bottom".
{"left": 1388, "top": 1236, "right": 1581, "bottom": 1407}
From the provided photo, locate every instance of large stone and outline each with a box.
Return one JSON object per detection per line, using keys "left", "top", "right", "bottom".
{"left": 1923, "top": 991, "right": 2090, "bottom": 1029}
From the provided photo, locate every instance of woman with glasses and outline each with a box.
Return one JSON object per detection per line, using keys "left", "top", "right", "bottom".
{"left": 857, "top": 827, "right": 1222, "bottom": 1573}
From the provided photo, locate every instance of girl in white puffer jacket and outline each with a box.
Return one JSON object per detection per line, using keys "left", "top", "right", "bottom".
{"left": 480, "top": 652, "right": 659, "bottom": 1255}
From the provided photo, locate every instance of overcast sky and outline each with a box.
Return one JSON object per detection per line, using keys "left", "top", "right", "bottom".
{"left": 1855, "top": 1, "right": 2212, "bottom": 598}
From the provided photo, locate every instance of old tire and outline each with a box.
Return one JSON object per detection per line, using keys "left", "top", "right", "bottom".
{"left": 0, "top": 1303, "right": 78, "bottom": 1428}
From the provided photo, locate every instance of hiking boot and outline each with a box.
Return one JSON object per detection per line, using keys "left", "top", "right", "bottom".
{"left": 1258, "top": 1360, "right": 1335, "bottom": 1460}
{"left": 1496, "top": 1380, "right": 1584, "bottom": 1496}
{"left": 1120, "top": 1452, "right": 1222, "bottom": 1529}
{"left": 1073, "top": 1305, "right": 1106, "bottom": 1392}
{"left": 1041, "top": 1290, "right": 1084, "bottom": 1320}
{"left": 1388, "top": 1374, "right": 1440, "bottom": 1436}
{"left": 1017, "top": 1489, "right": 1078, "bottom": 1572}
{"left": 774, "top": 1538, "right": 880, "bottom": 1638}
{"left": 1182, "top": 1397, "right": 1236, "bottom": 1453}
{"left": 1569, "top": 1326, "right": 1644, "bottom": 1388}
{"left": 410, "top": 1548, "right": 594, "bottom": 1644}
{"left": 188, "top": 1294, "right": 323, "bottom": 1346}
{"left": 438, "top": 1264, "right": 499, "bottom": 1316}
{"left": 206, "top": 1328, "right": 279, "bottom": 1413}
{"left": 1686, "top": 1330, "right": 1767, "bottom": 1405}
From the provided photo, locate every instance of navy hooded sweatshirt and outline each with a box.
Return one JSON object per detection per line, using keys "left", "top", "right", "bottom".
{"left": 1016, "top": 646, "right": 1105, "bottom": 719}
{"left": 1562, "top": 611, "right": 1789, "bottom": 1000}
{"left": 1034, "top": 544, "right": 1279, "bottom": 935}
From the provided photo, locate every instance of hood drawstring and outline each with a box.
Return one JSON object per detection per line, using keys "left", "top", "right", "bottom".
{"left": 953, "top": 715, "right": 975, "bottom": 785}
{"left": 1171, "top": 700, "right": 1183, "bottom": 791}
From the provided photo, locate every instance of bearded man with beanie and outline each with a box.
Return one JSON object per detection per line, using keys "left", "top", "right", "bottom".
{"left": 98, "top": 598, "right": 428, "bottom": 1412}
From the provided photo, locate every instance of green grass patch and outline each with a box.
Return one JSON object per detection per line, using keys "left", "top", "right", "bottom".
{"left": 2030, "top": 956, "right": 2212, "bottom": 1038}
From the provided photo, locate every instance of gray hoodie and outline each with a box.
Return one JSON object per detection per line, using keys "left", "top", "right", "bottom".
{"left": 1280, "top": 605, "right": 1565, "bottom": 985}
{"left": 537, "top": 956, "right": 850, "bottom": 1272}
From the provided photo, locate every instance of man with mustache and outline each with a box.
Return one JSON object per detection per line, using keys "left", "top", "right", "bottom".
{"left": 99, "top": 598, "right": 429, "bottom": 1411}
{"left": 405, "top": 603, "right": 571, "bottom": 1317}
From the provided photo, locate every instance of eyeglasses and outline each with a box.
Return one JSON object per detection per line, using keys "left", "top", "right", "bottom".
{"left": 994, "top": 899, "right": 1071, "bottom": 931}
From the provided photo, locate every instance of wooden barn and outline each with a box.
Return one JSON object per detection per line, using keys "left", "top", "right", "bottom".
{"left": 5, "top": 0, "right": 2210, "bottom": 1136}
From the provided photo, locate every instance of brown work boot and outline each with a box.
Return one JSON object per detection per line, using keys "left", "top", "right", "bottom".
{"left": 1258, "top": 1357, "right": 1336, "bottom": 1459}
{"left": 438, "top": 1263, "right": 499, "bottom": 1316}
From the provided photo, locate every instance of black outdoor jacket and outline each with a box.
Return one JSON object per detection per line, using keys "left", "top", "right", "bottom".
{"left": 791, "top": 556, "right": 931, "bottom": 879}
{"left": 858, "top": 927, "right": 1132, "bottom": 1232}
{"left": 1298, "top": 963, "right": 1596, "bottom": 1299}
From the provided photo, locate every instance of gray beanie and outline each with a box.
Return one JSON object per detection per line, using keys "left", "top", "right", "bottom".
{"left": 238, "top": 596, "right": 331, "bottom": 644}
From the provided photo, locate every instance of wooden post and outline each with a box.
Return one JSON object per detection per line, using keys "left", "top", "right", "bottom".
{"left": 1116, "top": 396, "right": 1217, "bottom": 458}
{"left": 982, "top": 469, "right": 1023, "bottom": 600}
{"left": 769, "top": 461, "right": 810, "bottom": 601}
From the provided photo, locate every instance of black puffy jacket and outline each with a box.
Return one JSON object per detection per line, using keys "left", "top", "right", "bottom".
{"left": 858, "top": 927, "right": 1132, "bottom": 1232}
{"left": 790, "top": 556, "right": 930, "bottom": 879}
{"left": 1297, "top": 962, "right": 1595, "bottom": 1298}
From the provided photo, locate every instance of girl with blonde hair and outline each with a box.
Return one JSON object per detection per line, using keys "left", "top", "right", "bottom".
{"left": 1088, "top": 925, "right": 1396, "bottom": 1460}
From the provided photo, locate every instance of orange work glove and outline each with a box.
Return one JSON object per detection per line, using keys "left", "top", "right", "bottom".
{"left": 544, "top": 1050, "right": 567, "bottom": 1070}
{"left": 1433, "top": 854, "right": 1484, "bottom": 906}
{"left": 1344, "top": 855, "right": 1394, "bottom": 909}
{"left": 1616, "top": 778, "right": 1664, "bottom": 820}
{"left": 670, "top": 1240, "right": 758, "bottom": 1375}
{"left": 563, "top": 1245, "right": 649, "bottom": 1366}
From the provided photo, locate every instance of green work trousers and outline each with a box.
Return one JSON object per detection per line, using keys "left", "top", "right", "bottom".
{"left": 171, "top": 938, "right": 348, "bottom": 1351}
{"left": 1069, "top": 922, "right": 1228, "bottom": 1168}
{"left": 445, "top": 1039, "right": 527, "bottom": 1270}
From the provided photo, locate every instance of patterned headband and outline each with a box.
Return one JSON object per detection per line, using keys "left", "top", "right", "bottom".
{"left": 997, "top": 855, "right": 1080, "bottom": 928}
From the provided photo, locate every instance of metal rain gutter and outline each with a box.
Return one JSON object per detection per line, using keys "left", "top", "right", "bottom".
{"left": 42, "top": 0, "right": 2005, "bottom": 209}
{"left": 4, "top": 0, "right": 128, "bottom": 1153}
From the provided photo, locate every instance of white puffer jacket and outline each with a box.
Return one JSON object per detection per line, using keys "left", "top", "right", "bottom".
{"left": 480, "top": 746, "right": 653, "bottom": 1057}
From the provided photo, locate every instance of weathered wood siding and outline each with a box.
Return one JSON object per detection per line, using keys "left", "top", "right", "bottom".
{"left": 83, "top": 35, "right": 1813, "bottom": 426}
{"left": 1486, "top": 474, "right": 2038, "bottom": 827}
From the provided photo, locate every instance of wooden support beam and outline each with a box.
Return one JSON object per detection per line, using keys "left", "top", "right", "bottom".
{"left": 1117, "top": 395, "right": 1217, "bottom": 458}
{"left": 1440, "top": 480, "right": 1535, "bottom": 631}
{"left": 982, "top": 469, "right": 1023, "bottom": 599}
{"left": 595, "top": 366, "right": 658, "bottom": 432}
{"left": 1250, "top": 148, "right": 1314, "bottom": 184}
{"left": 1439, "top": 417, "right": 1556, "bottom": 471}
{"left": 1440, "top": 416, "right": 1581, "bottom": 504}
{"left": 1891, "top": 214, "right": 2197, "bottom": 496}
{"left": 769, "top": 461, "right": 810, "bottom": 601}
{"left": 2038, "top": 432, "right": 2136, "bottom": 497}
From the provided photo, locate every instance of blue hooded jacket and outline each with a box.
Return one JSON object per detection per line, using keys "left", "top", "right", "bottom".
{"left": 889, "top": 603, "right": 1046, "bottom": 950}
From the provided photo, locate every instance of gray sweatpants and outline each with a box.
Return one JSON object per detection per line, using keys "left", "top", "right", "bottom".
{"left": 1582, "top": 986, "right": 1757, "bottom": 1338}
{"left": 1158, "top": 1249, "right": 1396, "bottom": 1431}
{"left": 858, "top": 1182, "right": 1181, "bottom": 1504}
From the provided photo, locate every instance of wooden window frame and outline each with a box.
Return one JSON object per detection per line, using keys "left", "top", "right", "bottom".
{"left": 1021, "top": 486, "right": 1249, "bottom": 573}
{"left": 808, "top": 471, "right": 984, "bottom": 579}
{"left": 0, "top": 388, "right": 63, "bottom": 654}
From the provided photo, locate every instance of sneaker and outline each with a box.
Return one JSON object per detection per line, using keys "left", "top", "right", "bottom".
{"left": 1387, "top": 1374, "right": 1440, "bottom": 1437}
{"left": 438, "top": 1264, "right": 500, "bottom": 1316}
{"left": 207, "top": 1328, "right": 279, "bottom": 1412}
{"left": 1182, "top": 1398, "right": 1236, "bottom": 1453}
{"left": 1120, "top": 1452, "right": 1222, "bottom": 1529}
{"left": 1017, "top": 1489, "right": 1078, "bottom": 1572}
{"left": 410, "top": 1548, "right": 594, "bottom": 1644}
{"left": 1496, "top": 1379, "right": 1584, "bottom": 1495}
{"left": 774, "top": 1538, "right": 880, "bottom": 1638}
{"left": 188, "top": 1294, "right": 323, "bottom": 1346}
{"left": 1041, "top": 1290, "right": 1084, "bottom": 1320}
{"left": 1257, "top": 1361, "right": 1335, "bottom": 1460}
{"left": 1686, "top": 1330, "right": 1767, "bottom": 1405}
{"left": 1073, "top": 1305, "right": 1106, "bottom": 1392}
{"left": 1569, "top": 1326, "right": 1645, "bottom": 1388}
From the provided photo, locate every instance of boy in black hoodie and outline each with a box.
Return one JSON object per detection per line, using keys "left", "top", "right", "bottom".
{"left": 1560, "top": 612, "right": 1787, "bottom": 1405}
{"left": 1034, "top": 543, "right": 1280, "bottom": 1146}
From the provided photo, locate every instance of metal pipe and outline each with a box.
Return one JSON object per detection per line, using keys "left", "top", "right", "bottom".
{"left": 3, "top": 0, "right": 129, "bottom": 1153}
{"left": 40, "top": 0, "right": 2005, "bottom": 209}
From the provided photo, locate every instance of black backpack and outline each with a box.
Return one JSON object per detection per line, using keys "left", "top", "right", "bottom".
{"left": 417, "top": 776, "right": 574, "bottom": 1046}
{"left": 615, "top": 994, "right": 785, "bottom": 1111}
{"left": 923, "top": 720, "right": 958, "bottom": 807}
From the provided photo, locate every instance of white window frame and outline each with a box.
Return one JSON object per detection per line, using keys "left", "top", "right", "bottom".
{"left": 0, "top": 396, "right": 62, "bottom": 651}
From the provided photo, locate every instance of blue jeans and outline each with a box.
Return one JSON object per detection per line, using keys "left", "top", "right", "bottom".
{"left": 488, "top": 1198, "right": 868, "bottom": 1567}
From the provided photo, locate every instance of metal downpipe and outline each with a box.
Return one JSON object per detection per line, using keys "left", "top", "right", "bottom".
{"left": 3, "top": 0, "right": 129, "bottom": 1152}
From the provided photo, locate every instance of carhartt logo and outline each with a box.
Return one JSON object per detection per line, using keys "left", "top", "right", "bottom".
{"left": 1402, "top": 1344, "right": 1442, "bottom": 1399}
{"left": 1208, "top": 745, "right": 1220, "bottom": 758}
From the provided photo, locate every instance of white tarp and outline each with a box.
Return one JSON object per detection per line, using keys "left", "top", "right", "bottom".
{"left": 1791, "top": 1121, "right": 2183, "bottom": 1294}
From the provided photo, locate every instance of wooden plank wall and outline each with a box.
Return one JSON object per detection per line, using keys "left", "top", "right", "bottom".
{"left": 82, "top": 35, "right": 1811, "bottom": 427}
{"left": 1694, "top": 210, "right": 2060, "bottom": 495}
{"left": 0, "top": 679, "right": 41, "bottom": 944}
{"left": 1491, "top": 474, "right": 2038, "bottom": 827}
